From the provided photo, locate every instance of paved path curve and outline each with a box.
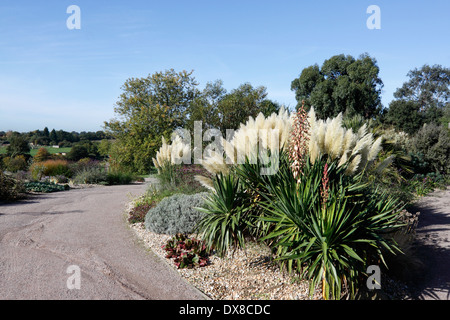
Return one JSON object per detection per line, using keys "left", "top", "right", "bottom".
{"left": 407, "top": 186, "right": 450, "bottom": 300}
{"left": 0, "top": 182, "right": 207, "bottom": 300}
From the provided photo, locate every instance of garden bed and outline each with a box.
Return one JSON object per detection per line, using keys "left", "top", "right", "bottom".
{"left": 129, "top": 222, "right": 323, "bottom": 300}
{"left": 130, "top": 221, "right": 413, "bottom": 300}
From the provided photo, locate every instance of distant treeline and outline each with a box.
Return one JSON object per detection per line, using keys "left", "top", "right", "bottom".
{"left": 0, "top": 127, "right": 112, "bottom": 147}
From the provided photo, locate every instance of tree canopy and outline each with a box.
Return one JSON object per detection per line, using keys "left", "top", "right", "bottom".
{"left": 291, "top": 53, "right": 383, "bottom": 120}
{"left": 384, "top": 64, "right": 450, "bottom": 133}
{"left": 217, "top": 83, "right": 280, "bottom": 134}
{"left": 188, "top": 81, "right": 280, "bottom": 134}
{"left": 104, "top": 69, "right": 282, "bottom": 173}
{"left": 6, "top": 134, "right": 30, "bottom": 158}
{"left": 104, "top": 69, "right": 200, "bottom": 174}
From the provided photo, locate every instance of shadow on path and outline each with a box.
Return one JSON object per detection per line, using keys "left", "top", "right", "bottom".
{"left": 401, "top": 188, "right": 450, "bottom": 300}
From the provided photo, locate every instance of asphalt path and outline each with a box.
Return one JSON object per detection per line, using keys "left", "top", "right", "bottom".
{"left": 406, "top": 186, "right": 450, "bottom": 300}
{"left": 0, "top": 182, "right": 207, "bottom": 300}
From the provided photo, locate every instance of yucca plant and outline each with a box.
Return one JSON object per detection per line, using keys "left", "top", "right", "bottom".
{"left": 260, "top": 155, "right": 405, "bottom": 299}
{"left": 235, "top": 149, "right": 292, "bottom": 241}
{"left": 195, "top": 173, "right": 251, "bottom": 258}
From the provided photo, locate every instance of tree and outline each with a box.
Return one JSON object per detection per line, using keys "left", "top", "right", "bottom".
{"left": 186, "top": 80, "right": 225, "bottom": 132}
{"left": 385, "top": 64, "right": 450, "bottom": 132}
{"left": 187, "top": 81, "right": 280, "bottom": 135}
{"left": 412, "top": 123, "right": 450, "bottom": 174}
{"left": 104, "top": 69, "right": 200, "bottom": 174}
{"left": 43, "top": 127, "right": 50, "bottom": 137}
{"left": 34, "top": 147, "right": 51, "bottom": 163}
{"left": 384, "top": 100, "right": 423, "bottom": 135}
{"left": 393, "top": 64, "right": 450, "bottom": 111}
{"left": 50, "top": 129, "right": 57, "bottom": 144}
{"left": 291, "top": 53, "right": 383, "bottom": 119}
{"left": 67, "top": 141, "right": 99, "bottom": 161}
{"left": 97, "top": 139, "right": 112, "bottom": 158}
{"left": 217, "top": 83, "right": 280, "bottom": 133}
{"left": 6, "top": 134, "right": 30, "bottom": 158}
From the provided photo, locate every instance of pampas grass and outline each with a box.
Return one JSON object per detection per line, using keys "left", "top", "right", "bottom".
{"left": 196, "top": 107, "right": 293, "bottom": 189}
{"left": 308, "top": 107, "right": 383, "bottom": 175}
{"left": 181, "top": 106, "right": 388, "bottom": 190}
{"left": 152, "top": 135, "right": 191, "bottom": 172}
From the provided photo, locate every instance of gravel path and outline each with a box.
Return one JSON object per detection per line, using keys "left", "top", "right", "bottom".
{"left": 0, "top": 181, "right": 207, "bottom": 300}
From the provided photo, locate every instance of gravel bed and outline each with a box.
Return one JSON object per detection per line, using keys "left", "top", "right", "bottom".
{"left": 126, "top": 194, "right": 413, "bottom": 300}
{"left": 129, "top": 222, "right": 322, "bottom": 300}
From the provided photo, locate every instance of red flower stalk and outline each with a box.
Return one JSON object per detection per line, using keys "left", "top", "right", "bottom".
{"left": 289, "top": 101, "right": 310, "bottom": 184}
{"left": 320, "top": 163, "right": 329, "bottom": 209}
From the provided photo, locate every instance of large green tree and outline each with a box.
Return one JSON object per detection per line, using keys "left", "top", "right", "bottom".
{"left": 393, "top": 64, "right": 450, "bottom": 110}
{"left": 383, "top": 100, "right": 423, "bottom": 135}
{"left": 217, "top": 83, "right": 280, "bottom": 133}
{"left": 104, "top": 69, "right": 200, "bottom": 174}
{"left": 385, "top": 64, "right": 450, "bottom": 133}
{"left": 188, "top": 81, "right": 280, "bottom": 134}
{"left": 6, "top": 134, "right": 30, "bottom": 158}
{"left": 186, "top": 79, "right": 225, "bottom": 132}
{"left": 291, "top": 53, "right": 383, "bottom": 119}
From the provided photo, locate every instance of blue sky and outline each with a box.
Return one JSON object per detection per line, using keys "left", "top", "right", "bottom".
{"left": 0, "top": 0, "right": 449, "bottom": 132}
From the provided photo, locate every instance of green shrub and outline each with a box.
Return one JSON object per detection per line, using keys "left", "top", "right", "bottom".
{"left": 407, "top": 172, "right": 448, "bottom": 197}
{"left": 105, "top": 171, "right": 134, "bottom": 185}
{"left": 145, "top": 192, "right": 210, "bottom": 235}
{"left": 30, "top": 160, "right": 72, "bottom": 180}
{"left": 0, "top": 171, "right": 26, "bottom": 202}
{"left": 3, "top": 155, "right": 29, "bottom": 173}
{"left": 72, "top": 164, "right": 135, "bottom": 186}
{"left": 67, "top": 141, "right": 100, "bottom": 161}
{"left": 72, "top": 166, "right": 108, "bottom": 184}
{"left": 412, "top": 123, "right": 450, "bottom": 174}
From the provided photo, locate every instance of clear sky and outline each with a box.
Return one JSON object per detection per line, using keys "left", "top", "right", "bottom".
{"left": 0, "top": 0, "right": 449, "bottom": 132}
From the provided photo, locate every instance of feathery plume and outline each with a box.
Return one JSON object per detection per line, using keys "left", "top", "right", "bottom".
{"left": 289, "top": 101, "right": 310, "bottom": 183}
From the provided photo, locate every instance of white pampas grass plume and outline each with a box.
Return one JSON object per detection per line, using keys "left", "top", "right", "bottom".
{"left": 327, "top": 114, "right": 345, "bottom": 159}
{"left": 194, "top": 175, "right": 215, "bottom": 192}
{"left": 351, "top": 132, "right": 373, "bottom": 157}
{"left": 368, "top": 137, "right": 383, "bottom": 162}
{"left": 202, "top": 152, "right": 229, "bottom": 176}
{"left": 357, "top": 123, "right": 368, "bottom": 138}
{"left": 346, "top": 154, "right": 361, "bottom": 175}
{"left": 374, "top": 155, "right": 395, "bottom": 174}
{"left": 342, "top": 130, "right": 356, "bottom": 157}
{"left": 199, "top": 107, "right": 293, "bottom": 177}
{"left": 153, "top": 135, "right": 191, "bottom": 170}
{"left": 307, "top": 107, "right": 384, "bottom": 175}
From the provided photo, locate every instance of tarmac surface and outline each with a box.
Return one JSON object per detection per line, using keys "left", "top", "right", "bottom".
{"left": 0, "top": 181, "right": 207, "bottom": 300}
{"left": 406, "top": 186, "right": 450, "bottom": 300}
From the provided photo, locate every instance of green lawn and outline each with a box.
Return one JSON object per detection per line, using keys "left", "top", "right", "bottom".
{"left": 0, "top": 146, "right": 72, "bottom": 156}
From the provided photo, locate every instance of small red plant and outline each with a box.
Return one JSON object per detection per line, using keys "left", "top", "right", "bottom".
{"left": 163, "top": 233, "right": 210, "bottom": 269}
{"left": 128, "top": 202, "right": 155, "bottom": 224}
